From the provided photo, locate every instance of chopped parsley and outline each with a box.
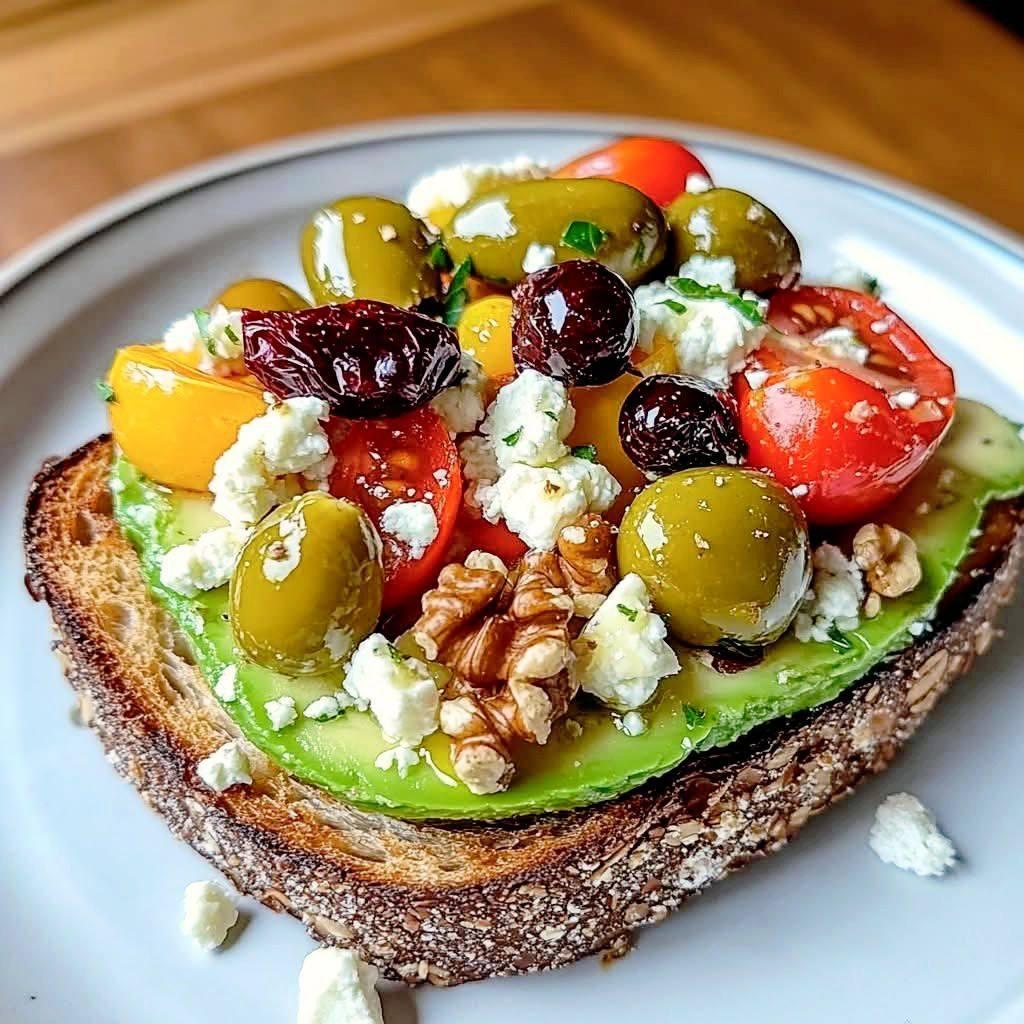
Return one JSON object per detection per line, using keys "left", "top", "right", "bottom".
{"left": 665, "top": 277, "right": 765, "bottom": 325}
{"left": 543, "top": 410, "right": 559, "bottom": 421}
{"left": 683, "top": 704, "right": 706, "bottom": 729}
{"left": 385, "top": 643, "right": 407, "bottom": 665}
{"left": 571, "top": 444, "right": 598, "bottom": 462}
{"left": 826, "top": 624, "right": 853, "bottom": 651}
{"left": 631, "top": 237, "right": 647, "bottom": 267}
{"left": 616, "top": 603, "right": 639, "bottom": 622}
{"left": 658, "top": 298, "right": 688, "bottom": 316}
{"left": 560, "top": 220, "right": 609, "bottom": 257}
{"left": 443, "top": 257, "right": 473, "bottom": 326}
{"left": 223, "top": 323, "right": 240, "bottom": 345}
{"left": 502, "top": 427, "right": 523, "bottom": 446}
{"left": 192, "top": 307, "right": 211, "bottom": 336}
{"left": 95, "top": 379, "right": 116, "bottom": 403}
{"left": 427, "top": 239, "right": 452, "bottom": 271}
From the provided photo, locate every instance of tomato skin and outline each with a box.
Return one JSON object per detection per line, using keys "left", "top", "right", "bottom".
{"left": 554, "top": 137, "right": 710, "bottom": 207}
{"left": 736, "top": 287, "right": 955, "bottom": 525}
{"left": 328, "top": 407, "right": 462, "bottom": 609}
{"left": 455, "top": 511, "right": 527, "bottom": 565}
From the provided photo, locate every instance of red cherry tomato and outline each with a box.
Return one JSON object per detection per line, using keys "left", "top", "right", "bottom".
{"left": 454, "top": 509, "right": 528, "bottom": 565}
{"left": 554, "top": 136, "right": 711, "bottom": 207}
{"left": 735, "top": 287, "right": 955, "bottom": 525}
{"left": 329, "top": 406, "right": 462, "bottom": 609}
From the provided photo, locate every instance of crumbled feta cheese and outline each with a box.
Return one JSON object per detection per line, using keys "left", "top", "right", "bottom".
{"left": 687, "top": 207, "right": 715, "bottom": 249}
{"left": 794, "top": 543, "right": 865, "bottom": 643}
{"left": 892, "top": 388, "right": 920, "bottom": 409}
{"left": 573, "top": 573, "right": 680, "bottom": 710}
{"left": 159, "top": 525, "right": 249, "bottom": 597}
{"left": 676, "top": 254, "right": 736, "bottom": 290}
{"left": 342, "top": 634, "right": 439, "bottom": 746}
{"left": 847, "top": 399, "right": 878, "bottom": 424}
{"left": 296, "top": 947, "right": 384, "bottom": 1024}
{"left": 163, "top": 304, "right": 244, "bottom": 376}
{"left": 482, "top": 455, "right": 620, "bottom": 550}
{"left": 264, "top": 695, "right": 298, "bottom": 731}
{"left": 633, "top": 280, "right": 766, "bottom": 384}
{"left": 637, "top": 509, "right": 667, "bottom": 555}
{"left": 406, "top": 156, "right": 548, "bottom": 228}
{"left": 459, "top": 434, "right": 501, "bottom": 511}
{"left": 262, "top": 504, "right": 306, "bottom": 583}
{"left": 196, "top": 740, "right": 252, "bottom": 792}
{"left": 744, "top": 367, "right": 769, "bottom": 389}
{"left": 431, "top": 351, "right": 487, "bottom": 435}
{"left": 181, "top": 881, "right": 238, "bottom": 952}
{"left": 829, "top": 264, "right": 881, "bottom": 297}
{"left": 812, "top": 325, "right": 869, "bottom": 365}
{"left": 522, "top": 242, "right": 556, "bottom": 273}
{"left": 379, "top": 501, "right": 439, "bottom": 560}
{"left": 210, "top": 396, "right": 334, "bottom": 526}
{"left": 377, "top": 223, "right": 397, "bottom": 241}
{"left": 303, "top": 692, "right": 355, "bottom": 722}
{"left": 614, "top": 710, "right": 648, "bottom": 737}
{"left": 685, "top": 172, "right": 712, "bottom": 194}
{"left": 214, "top": 665, "right": 238, "bottom": 703}
{"left": 560, "top": 524, "right": 587, "bottom": 545}
{"left": 869, "top": 793, "right": 957, "bottom": 877}
{"left": 374, "top": 744, "right": 422, "bottom": 777}
{"left": 481, "top": 368, "right": 575, "bottom": 469}
{"left": 790, "top": 483, "right": 809, "bottom": 498}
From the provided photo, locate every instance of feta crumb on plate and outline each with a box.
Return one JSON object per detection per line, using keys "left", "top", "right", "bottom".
{"left": 379, "top": 500, "right": 439, "bottom": 560}
{"left": 574, "top": 573, "right": 680, "bottom": 710}
{"left": 297, "top": 946, "right": 384, "bottom": 1024}
{"left": 196, "top": 740, "right": 252, "bottom": 792}
{"left": 181, "top": 881, "right": 238, "bottom": 952}
{"left": 869, "top": 793, "right": 957, "bottom": 877}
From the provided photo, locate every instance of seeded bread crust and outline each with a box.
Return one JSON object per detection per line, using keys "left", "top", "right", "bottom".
{"left": 23, "top": 438, "right": 1024, "bottom": 986}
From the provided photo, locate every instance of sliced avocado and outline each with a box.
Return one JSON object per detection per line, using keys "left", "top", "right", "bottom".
{"left": 113, "top": 400, "right": 1024, "bottom": 820}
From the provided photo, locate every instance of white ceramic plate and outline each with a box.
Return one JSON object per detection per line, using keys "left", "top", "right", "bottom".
{"left": 2, "top": 115, "right": 1023, "bottom": 1024}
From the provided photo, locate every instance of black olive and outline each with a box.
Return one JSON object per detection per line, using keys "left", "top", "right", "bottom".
{"left": 511, "top": 260, "right": 637, "bottom": 386}
{"left": 618, "top": 373, "right": 747, "bottom": 476}
{"left": 243, "top": 301, "right": 461, "bottom": 419}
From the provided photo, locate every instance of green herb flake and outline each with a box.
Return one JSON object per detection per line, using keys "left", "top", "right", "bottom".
{"left": 658, "top": 298, "right": 688, "bottom": 316}
{"left": 631, "top": 237, "right": 647, "bottom": 267}
{"left": 95, "top": 379, "right": 116, "bottom": 403}
{"left": 427, "top": 240, "right": 452, "bottom": 271}
{"left": 571, "top": 444, "right": 598, "bottom": 462}
{"left": 865, "top": 275, "right": 881, "bottom": 298}
{"left": 560, "top": 220, "right": 609, "bottom": 257}
{"left": 502, "top": 427, "right": 523, "bottom": 446}
{"left": 223, "top": 323, "right": 240, "bottom": 345}
{"left": 826, "top": 624, "right": 853, "bottom": 651}
{"left": 443, "top": 257, "right": 474, "bottom": 327}
{"left": 683, "top": 704, "right": 706, "bottom": 729}
{"left": 543, "top": 410, "right": 559, "bottom": 421}
{"left": 386, "top": 643, "right": 407, "bottom": 664}
{"left": 666, "top": 277, "right": 765, "bottom": 325}
{"left": 616, "top": 603, "right": 639, "bottom": 622}
{"left": 192, "top": 307, "right": 211, "bottom": 337}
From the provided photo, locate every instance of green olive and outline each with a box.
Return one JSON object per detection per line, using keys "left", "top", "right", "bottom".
{"left": 300, "top": 196, "right": 441, "bottom": 308}
{"left": 442, "top": 178, "right": 667, "bottom": 286}
{"left": 230, "top": 492, "right": 382, "bottom": 675}
{"left": 618, "top": 467, "right": 810, "bottom": 647}
{"left": 665, "top": 188, "right": 801, "bottom": 293}
{"left": 214, "top": 277, "right": 308, "bottom": 312}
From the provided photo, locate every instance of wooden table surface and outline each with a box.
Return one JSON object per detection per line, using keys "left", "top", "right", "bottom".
{"left": 1, "top": 0, "right": 1022, "bottom": 261}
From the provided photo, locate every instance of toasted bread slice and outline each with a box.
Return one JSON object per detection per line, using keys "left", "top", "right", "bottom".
{"left": 23, "top": 438, "right": 1024, "bottom": 986}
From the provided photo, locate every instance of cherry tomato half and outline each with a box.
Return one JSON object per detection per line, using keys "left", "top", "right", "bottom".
{"left": 329, "top": 406, "right": 462, "bottom": 609}
{"left": 735, "top": 287, "right": 955, "bottom": 525}
{"left": 554, "top": 136, "right": 711, "bottom": 207}
{"left": 454, "top": 510, "right": 527, "bottom": 566}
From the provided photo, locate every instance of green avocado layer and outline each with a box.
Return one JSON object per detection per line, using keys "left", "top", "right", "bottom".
{"left": 113, "top": 400, "right": 1024, "bottom": 820}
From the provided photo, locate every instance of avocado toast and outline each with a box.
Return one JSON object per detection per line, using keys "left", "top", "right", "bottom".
{"left": 22, "top": 135, "right": 1024, "bottom": 985}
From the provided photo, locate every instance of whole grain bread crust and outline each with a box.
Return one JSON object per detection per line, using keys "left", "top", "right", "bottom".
{"left": 23, "top": 438, "right": 1024, "bottom": 985}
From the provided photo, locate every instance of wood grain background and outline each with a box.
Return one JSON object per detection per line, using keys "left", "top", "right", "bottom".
{"left": 1, "top": 0, "right": 1021, "bottom": 260}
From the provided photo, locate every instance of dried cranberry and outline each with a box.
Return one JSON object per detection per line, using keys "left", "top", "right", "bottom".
{"left": 511, "top": 260, "right": 637, "bottom": 386}
{"left": 243, "top": 301, "right": 461, "bottom": 419}
{"left": 619, "top": 373, "right": 746, "bottom": 476}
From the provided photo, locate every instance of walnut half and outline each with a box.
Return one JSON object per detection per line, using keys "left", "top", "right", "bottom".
{"left": 853, "top": 522, "right": 922, "bottom": 599}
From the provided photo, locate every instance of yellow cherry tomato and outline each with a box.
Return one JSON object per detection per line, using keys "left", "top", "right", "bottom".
{"left": 568, "top": 372, "right": 647, "bottom": 522}
{"left": 213, "top": 277, "right": 308, "bottom": 312}
{"left": 457, "top": 295, "right": 515, "bottom": 379}
{"left": 107, "top": 345, "right": 265, "bottom": 492}
{"left": 633, "top": 334, "right": 679, "bottom": 375}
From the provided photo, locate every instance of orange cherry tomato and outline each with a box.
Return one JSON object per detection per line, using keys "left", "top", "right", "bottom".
{"left": 568, "top": 372, "right": 646, "bottom": 522}
{"left": 107, "top": 345, "right": 265, "bottom": 491}
{"left": 555, "top": 136, "right": 711, "bottom": 207}
{"left": 329, "top": 406, "right": 462, "bottom": 610}
{"left": 735, "top": 287, "right": 955, "bottom": 525}
{"left": 454, "top": 510, "right": 528, "bottom": 565}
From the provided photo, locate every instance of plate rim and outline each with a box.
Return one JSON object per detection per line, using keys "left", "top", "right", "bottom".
{"left": 2, "top": 111, "right": 1022, "bottom": 302}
